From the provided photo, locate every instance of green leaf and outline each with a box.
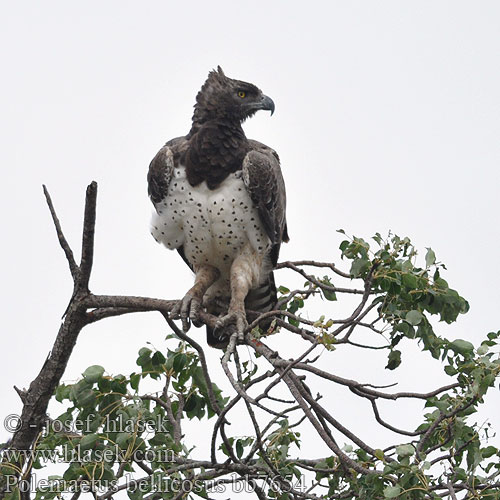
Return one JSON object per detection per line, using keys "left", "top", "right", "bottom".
{"left": 425, "top": 247, "right": 436, "bottom": 267}
{"left": 406, "top": 310, "right": 423, "bottom": 326}
{"left": 4, "top": 488, "right": 20, "bottom": 500}
{"left": 130, "top": 373, "right": 140, "bottom": 391}
{"left": 173, "top": 353, "right": 187, "bottom": 373}
{"left": 396, "top": 444, "right": 415, "bottom": 458}
{"left": 386, "top": 350, "right": 401, "bottom": 370}
{"left": 76, "top": 389, "right": 96, "bottom": 407}
{"left": 116, "top": 432, "right": 132, "bottom": 448}
{"left": 476, "top": 344, "right": 488, "bottom": 355}
{"left": 80, "top": 433, "right": 98, "bottom": 451}
{"left": 374, "top": 449, "right": 385, "bottom": 460}
{"left": 82, "top": 365, "right": 105, "bottom": 383}
{"left": 444, "top": 365, "right": 457, "bottom": 376}
{"left": 236, "top": 440, "right": 244, "bottom": 459}
{"left": 137, "top": 348, "right": 152, "bottom": 367}
{"left": 152, "top": 350, "right": 166, "bottom": 366}
{"left": 321, "top": 277, "right": 337, "bottom": 301}
{"left": 55, "top": 384, "right": 70, "bottom": 403}
{"left": 449, "top": 339, "right": 474, "bottom": 356}
{"left": 384, "top": 485, "right": 401, "bottom": 498}
{"left": 481, "top": 446, "right": 498, "bottom": 459}
{"left": 63, "top": 462, "right": 85, "bottom": 481}
{"left": 401, "top": 272, "right": 418, "bottom": 289}
{"left": 350, "top": 258, "right": 370, "bottom": 277}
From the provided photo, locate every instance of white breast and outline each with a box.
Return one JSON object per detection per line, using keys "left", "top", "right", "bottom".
{"left": 151, "top": 166, "right": 271, "bottom": 281}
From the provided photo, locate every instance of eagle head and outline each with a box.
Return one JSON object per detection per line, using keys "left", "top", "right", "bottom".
{"left": 192, "top": 66, "right": 275, "bottom": 126}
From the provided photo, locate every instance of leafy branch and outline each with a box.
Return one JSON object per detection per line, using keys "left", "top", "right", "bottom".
{"left": 1, "top": 184, "right": 499, "bottom": 500}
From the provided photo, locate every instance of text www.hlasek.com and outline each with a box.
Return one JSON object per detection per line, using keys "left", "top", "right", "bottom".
{"left": 1, "top": 445, "right": 175, "bottom": 466}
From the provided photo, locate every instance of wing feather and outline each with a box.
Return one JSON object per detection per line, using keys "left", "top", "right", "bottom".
{"left": 243, "top": 140, "right": 289, "bottom": 266}
{"left": 147, "top": 136, "right": 187, "bottom": 204}
{"left": 147, "top": 136, "right": 193, "bottom": 270}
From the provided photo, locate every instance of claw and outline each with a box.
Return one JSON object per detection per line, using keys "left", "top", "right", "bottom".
{"left": 171, "top": 292, "right": 202, "bottom": 332}
{"left": 170, "top": 300, "right": 182, "bottom": 319}
{"left": 214, "top": 309, "right": 248, "bottom": 342}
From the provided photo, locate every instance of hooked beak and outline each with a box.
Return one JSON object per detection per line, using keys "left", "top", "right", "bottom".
{"left": 259, "top": 94, "right": 275, "bottom": 116}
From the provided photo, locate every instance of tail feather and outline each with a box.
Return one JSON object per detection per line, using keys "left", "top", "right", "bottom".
{"left": 245, "top": 272, "right": 277, "bottom": 313}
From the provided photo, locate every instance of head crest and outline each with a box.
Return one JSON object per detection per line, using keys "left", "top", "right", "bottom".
{"left": 189, "top": 66, "right": 266, "bottom": 134}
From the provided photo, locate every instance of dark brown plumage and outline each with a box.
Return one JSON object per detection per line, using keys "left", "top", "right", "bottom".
{"left": 148, "top": 66, "right": 288, "bottom": 348}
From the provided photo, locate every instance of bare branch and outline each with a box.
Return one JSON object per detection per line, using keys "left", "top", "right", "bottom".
{"left": 79, "top": 181, "right": 98, "bottom": 291}
{"left": 42, "top": 185, "right": 79, "bottom": 280}
{"left": 276, "top": 260, "right": 352, "bottom": 279}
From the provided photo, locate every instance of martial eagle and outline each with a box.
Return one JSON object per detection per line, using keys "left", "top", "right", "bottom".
{"left": 148, "top": 67, "right": 288, "bottom": 348}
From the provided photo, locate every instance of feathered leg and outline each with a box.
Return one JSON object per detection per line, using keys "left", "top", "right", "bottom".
{"left": 171, "top": 264, "right": 219, "bottom": 332}
{"left": 214, "top": 252, "right": 258, "bottom": 341}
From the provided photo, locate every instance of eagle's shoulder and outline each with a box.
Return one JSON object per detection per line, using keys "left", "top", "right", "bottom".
{"left": 147, "top": 136, "right": 188, "bottom": 204}
{"left": 247, "top": 139, "right": 280, "bottom": 162}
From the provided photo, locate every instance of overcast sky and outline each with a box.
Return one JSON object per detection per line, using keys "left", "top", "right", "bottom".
{"left": 1, "top": 1, "right": 499, "bottom": 496}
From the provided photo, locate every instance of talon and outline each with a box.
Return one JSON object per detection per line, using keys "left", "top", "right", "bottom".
{"left": 190, "top": 300, "right": 203, "bottom": 327}
{"left": 214, "top": 310, "right": 248, "bottom": 339}
{"left": 171, "top": 292, "right": 205, "bottom": 332}
{"left": 170, "top": 300, "right": 182, "bottom": 320}
{"left": 180, "top": 293, "right": 193, "bottom": 332}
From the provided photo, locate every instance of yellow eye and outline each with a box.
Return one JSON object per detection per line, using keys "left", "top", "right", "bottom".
{"left": 238, "top": 90, "right": 246, "bottom": 98}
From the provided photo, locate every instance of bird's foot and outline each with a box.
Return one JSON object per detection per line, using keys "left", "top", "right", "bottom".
{"left": 214, "top": 309, "right": 248, "bottom": 343}
{"left": 170, "top": 292, "right": 203, "bottom": 332}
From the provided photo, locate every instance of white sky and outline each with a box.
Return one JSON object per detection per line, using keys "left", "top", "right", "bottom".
{"left": 1, "top": 1, "right": 499, "bottom": 497}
